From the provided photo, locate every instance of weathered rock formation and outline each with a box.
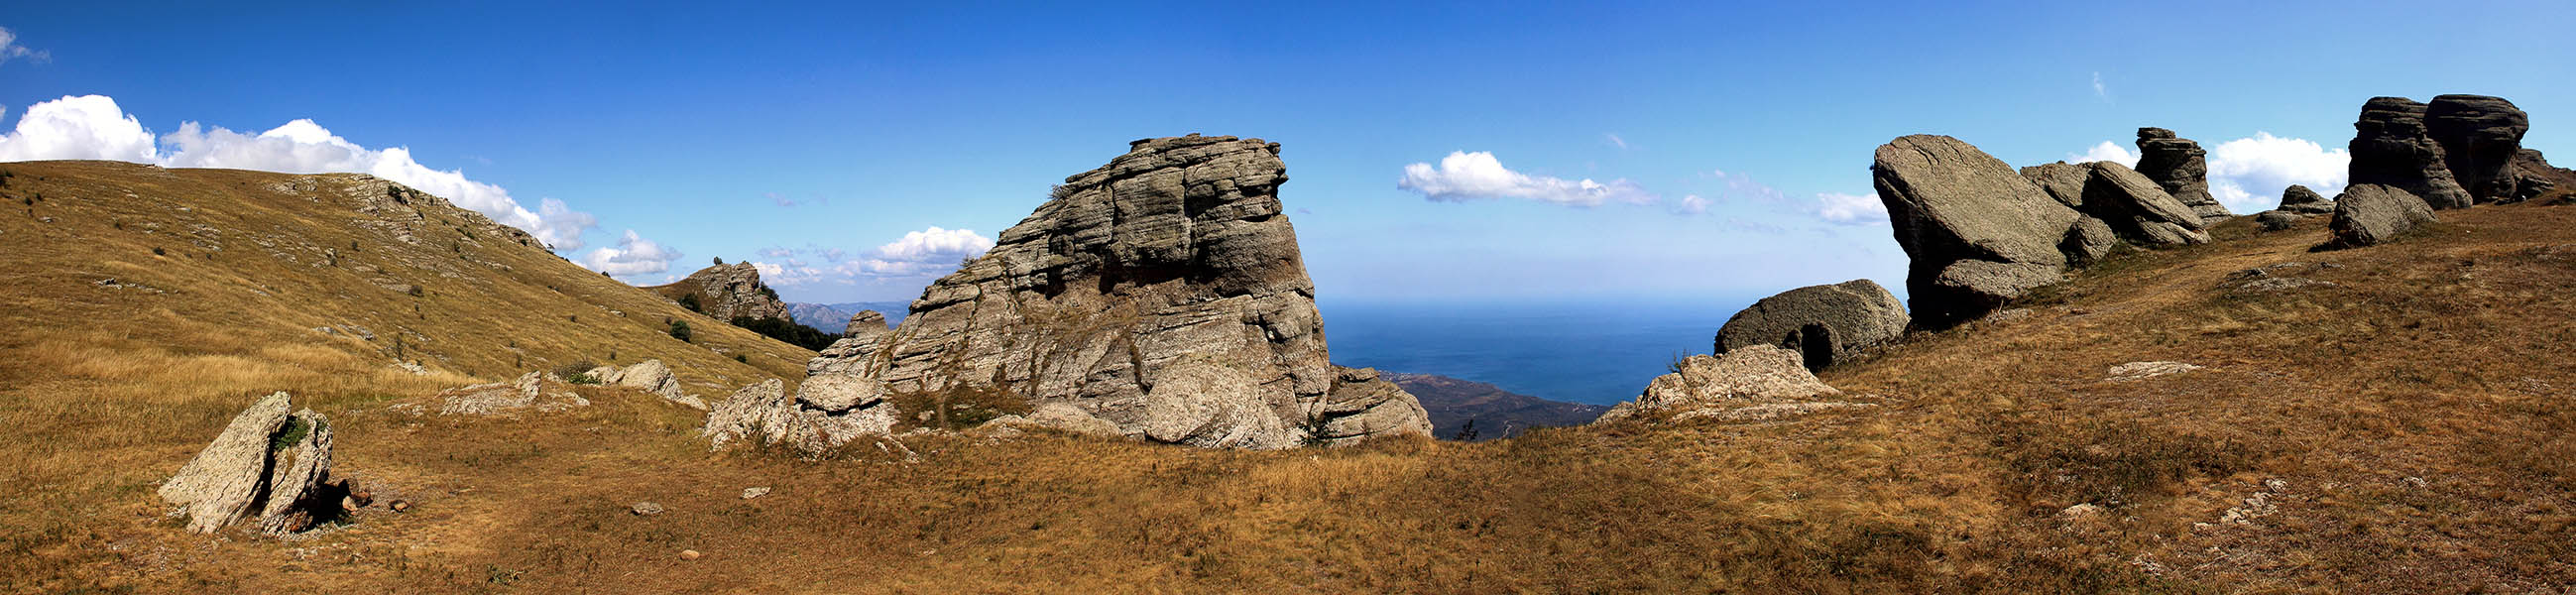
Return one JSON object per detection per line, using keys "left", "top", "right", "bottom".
{"left": 1713, "top": 279, "right": 1908, "bottom": 372}
{"left": 2327, "top": 184, "right": 2439, "bottom": 249}
{"left": 702, "top": 375, "right": 899, "bottom": 452}
{"left": 1872, "top": 135, "right": 2083, "bottom": 328}
{"left": 2424, "top": 94, "right": 2530, "bottom": 202}
{"left": 2350, "top": 97, "right": 2476, "bottom": 209}
{"left": 973, "top": 403, "right": 1127, "bottom": 439}
{"left": 2276, "top": 184, "right": 2335, "bottom": 214}
{"left": 2135, "top": 128, "right": 2233, "bottom": 223}
{"left": 160, "top": 392, "right": 341, "bottom": 535}
{"left": 436, "top": 372, "right": 590, "bottom": 416}
{"left": 2022, "top": 161, "right": 2211, "bottom": 247}
{"left": 605, "top": 359, "right": 706, "bottom": 410}
{"left": 800, "top": 135, "right": 1431, "bottom": 448}
{"left": 651, "top": 262, "right": 792, "bottom": 322}
{"left": 2255, "top": 210, "right": 2304, "bottom": 232}
{"left": 1595, "top": 346, "right": 1862, "bottom": 423}
{"left": 810, "top": 310, "right": 891, "bottom": 376}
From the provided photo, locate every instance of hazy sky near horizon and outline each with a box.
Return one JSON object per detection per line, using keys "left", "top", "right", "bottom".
{"left": 2, "top": 2, "right": 2570, "bottom": 303}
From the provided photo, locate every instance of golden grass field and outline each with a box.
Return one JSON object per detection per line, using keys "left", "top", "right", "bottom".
{"left": 4, "top": 161, "right": 2574, "bottom": 593}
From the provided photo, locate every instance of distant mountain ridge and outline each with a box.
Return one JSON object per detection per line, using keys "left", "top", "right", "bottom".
{"left": 1382, "top": 372, "right": 1610, "bottom": 440}
{"left": 785, "top": 301, "right": 909, "bottom": 333}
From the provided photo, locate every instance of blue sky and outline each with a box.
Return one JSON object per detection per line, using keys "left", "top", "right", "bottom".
{"left": 3, "top": 1, "right": 2570, "bottom": 304}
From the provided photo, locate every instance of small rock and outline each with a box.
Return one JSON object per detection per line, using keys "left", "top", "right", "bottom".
{"left": 388, "top": 500, "right": 411, "bottom": 513}
{"left": 740, "top": 487, "right": 769, "bottom": 500}
{"left": 2264, "top": 478, "right": 2289, "bottom": 491}
{"left": 2109, "top": 361, "right": 2202, "bottom": 381}
{"left": 2255, "top": 210, "right": 2302, "bottom": 231}
{"left": 679, "top": 549, "right": 703, "bottom": 560}
{"left": 2402, "top": 476, "right": 2428, "bottom": 488}
{"left": 630, "top": 502, "right": 663, "bottom": 516}
{"left": 2059, "top": 503, "right": 2105, "bottom": 520}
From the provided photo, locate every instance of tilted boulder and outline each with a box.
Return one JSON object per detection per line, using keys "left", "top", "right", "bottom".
{"left": 809, "top": 310, "right": 891, "bottom": 376}
{"left": 611, "top": 359, "right": 705, "bottom": 410}
{"left": 1872, "top": 135, "right": 2082, "bottom": 328}
{"left": 801, "top": 135, "right": 1431, "bottom": 447}
{"left": 2022, "top": 161, "right": 2211, "bottom": 247}
{"left": 2276, "top": 184, "right": 2335, "bottom": 214}
{"left": 650, "top": 262, "right": 792, "bottom": 322}
{"left": 160, "top": 392, "right": 341, "bottom": 535}
{"left": 2350, "top": 97, "right": 2476, "bottom": 209}
{"left": 1713, "top": 279, "right": 1908, "bottom": 371}
{"left": 702, "top": 375, "right": 899, "bottom": 452}
{"left": 2326, "top": 184, "right": 2439, "bottom": 249}
{"left": 2424, "top": 94, "right": 2530, "bottom": 202}
{"left": 1595, "top": 345, "right": 1857, "bottom": 423}
{"left": 2134, "top": 128, "right": 2234, "bottom": 223}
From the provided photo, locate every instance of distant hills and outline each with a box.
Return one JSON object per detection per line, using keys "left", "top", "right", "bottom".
{"left": 1383, "top": 372, "right": 1610, "bottom": 440}
{"left": 786, "top": 301, "right": 909, "bottom": 333}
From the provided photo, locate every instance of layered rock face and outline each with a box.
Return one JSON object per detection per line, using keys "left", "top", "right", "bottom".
{"left": 801, "top": 135, "right": 1430, "bottom": 448}
{"left": 160, "top": 392, "right": 341, "bottom": 535}
{"left": 2022, "top": 161, "right": 2211, "bottom": 247}
{"left": 1714, "top": 279, "right": 1908, "bottom": 372}
{"left": 2512, "top": 149, "right": 2574, "bottom": 201}
{"left": 2350, "top": 97, "right": 2477, "bottom": 209}
{"left": 1871, "top": 135, "right": 2084, "bottom": 328}
{"left": 657, "top": 262, "right": 792, "bottom": 322}
{"left": 2134, "top": 128, "right": 2234, "bottom": 223}
{"left": 2424, "top": 94, "right": 2530, "bottom": 202}
{"left": 1595, "top": 346, "right": 1860, "bottom": 423}
{"left": 2327, "top": 184, "right": 2439, "bottom": 249}
{"left": 810, "top": 310, "right": 890, "bottom": 376}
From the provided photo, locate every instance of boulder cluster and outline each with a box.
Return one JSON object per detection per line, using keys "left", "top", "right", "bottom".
{"left": 716, "top": 135, "right": 1432, "bottom": 451}
{"left": 2317, "top": 94, "right": 2567, "bottom": 247}
{"left": 160, "top": 392, "right": 349, "bottom": 535}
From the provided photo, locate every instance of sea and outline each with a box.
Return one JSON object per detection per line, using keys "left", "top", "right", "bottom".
{"left": 1318, "top": 298, "right": 1748, "bottom": 407}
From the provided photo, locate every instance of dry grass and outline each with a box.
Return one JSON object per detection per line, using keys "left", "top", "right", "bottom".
{"left": 5, "top": 161, "right": 2576, "bottom": 593}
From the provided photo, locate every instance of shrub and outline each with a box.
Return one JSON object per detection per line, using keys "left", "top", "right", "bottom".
{"left": 677, "top": 294, "right": 702, "bottom": 313}
{"left": 551, "top": 360, "right": 600, "bottom": 383}
{"left": 270, "top": 416, "right": 311, "bottom": 452}
{"left": 733, "top": 354, "right": 748, "bottom": 363}
{"left": 152, "top": 247, "right": 166, "bottom": 256}
{"left": 731, "top": 315, "right": 837, "bottom": 350}
{"left": 668, "top": 320, "right": 692, "bottom": 342}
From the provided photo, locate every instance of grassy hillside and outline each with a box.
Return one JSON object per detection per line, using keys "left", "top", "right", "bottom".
{"left": 6, "top": 160, "right": 2575, "bottom": 593}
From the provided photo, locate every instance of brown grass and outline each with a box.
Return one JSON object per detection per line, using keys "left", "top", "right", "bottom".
{"left": 5, "top": 161, "right": 2576, "bottom": 593}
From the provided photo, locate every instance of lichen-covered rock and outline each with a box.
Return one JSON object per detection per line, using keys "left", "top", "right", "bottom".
{"left": 977, "top": 403, "right": 1128, "bottom": 439}
{"left": 159, "top": 393, "right": 340, "bottom": 535}
{"left": 1714, "top": 279, "right": 1908, "bottom": 371}
{"left": 702, "top": 375, "right": 899, "bottom": 453}
{"left": 1872, "top": 135, "right": 2081, "bottom": 328}
{"left": 2350, "top": 97, "right": 2476, "bottom": 209}
{"left": 800, "top": 135, "right": 1431, "bottom": 447}
{"left": 2134, "top": 128, "right": 2233, "bottom": 223}
{"left": 2276, "top": 184, "right": 2334, "bottom": 214}
{"left": 1595, "top": 346, "right": 1845, "bottom": 423}
{"left": 2327, "top": 184, "right": 2439, "bottom": 249}
{"left": 2424, "top": 94, "right": 2530, "bottom": 203}
{"left": 651, "top": 262, "right": 792, "bottom": 322}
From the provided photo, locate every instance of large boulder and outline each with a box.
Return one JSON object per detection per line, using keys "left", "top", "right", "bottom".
{"left": 1595, "top": 345, "right": 1855, "bottom": 423}
{"left": 2350, "top": 97, "right": 2476, "bottom": 209}
{"left": 648, "top": 262, "right": 793, "bottom": 322}
{"left": 2022, "top": 161, "right": 2211, "bottom": 247}
{"left": 2134, "top": 128, "right": 2234, "bottom": 223}
{"left": 2276, "top": 184, "right": 2334, "bottom": 214}
{"left": 611, "top": 359, "right": 704, "bottom": 410}
{"left": 800, "top": 135, "right": 1431, "bottom": 447}
{"left": 160, "top": 392, "right": 340, "bottom": 535}
{"left": 1713, "top": 279, "right": 1908, "bottom": 371}
{"left": 1871, "top": 135, "right": 2082, "bottom": 328}
{"left": 2424, "top": 94, "right": 2530, "bottom": 202}
{"left": 702, "top": 375, "right": 899, "bottom": 453}
{"left": 2326, "top": 184, "right": 2439, "bottom": 249}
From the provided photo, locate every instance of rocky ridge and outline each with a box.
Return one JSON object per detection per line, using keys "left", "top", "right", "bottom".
{"left": 652, "top": 262, "right": 793, "bottom": 322}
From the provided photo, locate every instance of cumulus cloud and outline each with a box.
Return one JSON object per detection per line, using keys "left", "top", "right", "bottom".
{"left": 580, "top": 230, "right": 684, "bottom": 277}
{"left": 0, "top": 26, "right": 49, "bottom": 67}
{"left": 1816, "top": 192, "right": 1888, "bottom": 225}
{"left": 1398, "top": 151, "right": 1655, "bottom": 207}
{"left": 2067, "top": 141, "right": 2140, "bottom": 168}
{"left": 2205, "top": 133, "right": 2349, "bottom": 211}
{"left": 753, "top": 227, "right": 995, "bottom": 287}
{"left": 0, "top": 94, "right": 602, "bottom": 250}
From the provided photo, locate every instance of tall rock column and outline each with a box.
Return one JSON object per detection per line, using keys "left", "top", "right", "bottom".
{"left": 2134, "top": 128, "right": 2233, "bottom": 223}
{"left": 802, "top": 134, "right": 1430, "bottom": 448}
{"left": 2349, "top": 97, "right": 2476, "bottom": 209}
{"left": 2423, "top": 94, "right": 2530, "bottom": 203}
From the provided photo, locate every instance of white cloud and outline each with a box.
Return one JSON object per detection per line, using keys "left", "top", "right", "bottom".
{"left": 758, "top": 247, "right": 795, "bottom": 258}
{"left": 1397, "top": 151, "right": 1655, "bottom": 207}
{"left": 0, "top": 26, "right": 50, "bottom": 67}
{"left": 2205, "top": 132, "right": 2349, "bottom": 212}
{"left": 753, "top": 227, "right": 995, "bottom": 286}
{"left": 2091, "top": 71, "right": 2108, "bottom": 101}
{"left": 1671, "top": 194, "right": 1707, "bottom": 215}
{"left": 874, "top": 226, "right": 995, "bottom": 262}
{"left": 0, "top": 94, "right": 601, "bottom": 250}
{"left": 1603, "top": 133, "right": 1628, "bottom": 150}
{"left": 580, "top": 230, "right": 683, "bottom": 277}
{"left": 2067, "top": 141, "right": 2140, "bottom": 168}
{"left": 1816, "top": 192, "right": 1888, "bottom": 225}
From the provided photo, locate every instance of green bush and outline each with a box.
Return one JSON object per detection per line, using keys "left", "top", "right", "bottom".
{"left": 668, "top": 320, "right": 692, "bottom": 342}
{"left": 731, "top": 316, "right": 838, "bottom": 350}
{"left": 677, "top": 294, "right": 702, "bottom": 313}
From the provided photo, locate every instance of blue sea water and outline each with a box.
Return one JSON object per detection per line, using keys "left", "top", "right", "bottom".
{"left": 1319, "top": 298, "right": 1749, "bottom": 407}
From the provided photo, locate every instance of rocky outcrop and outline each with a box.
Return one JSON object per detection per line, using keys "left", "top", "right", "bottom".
{"left": 1872, "top": 135, "right": 2083, "bottom": 328}
{"left": 2424, "top": 94, "right": 2530, "bottom": 202}
{"left": 2022, "top": 161, "right": 2211, "bottom": 247}
{"left": 437, "top": 372, "right": 590, "bottom": 416}
{"left": 2512, "top": 149, "right": 2574, "bottom": 202}
{"left": 160, "top": 392, "right": 341, "bottom": 535}
{"left": 2350, "top": 97, "right": 2476, "bottom": 209}
{"left": 1713, "top": 279, "right": 1908, "bottom": 372}
{"left": 799, "top": 135, "right": 1431, "bottom": 448}
{"left": 810, "top": 310, "right": 891, "bottom": 376}
{"left": 702, "top": 375, "right": 899, "bottom": 452}
{"left": 2276, "top": 184, "right": 2334, "bottom": 214}
{"left": 2135, "top": 128, "right": 2233, "bottom": 223}
{"left": 2327, "top": 184, "right": 2439, "bottom": 249}
{"left": 1595, "top": 346, "right": 1859, "bottom": 423}
{"left": 974, "top": 403, "right": 1127, "bottom": 439}
{"left": 652, "top": 262, "right": 792, "bottom": 322}
{"left": 607, "top": 359, "right": 705, "bottom": 410}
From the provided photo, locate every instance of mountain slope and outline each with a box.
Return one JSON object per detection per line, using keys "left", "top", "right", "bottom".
{"left": 1384, "top": 372, "right": 1610, "bottom": 439}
